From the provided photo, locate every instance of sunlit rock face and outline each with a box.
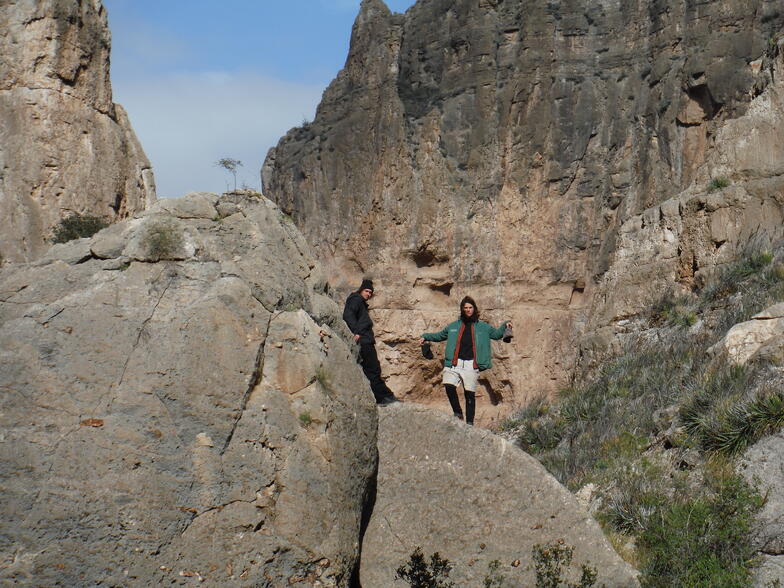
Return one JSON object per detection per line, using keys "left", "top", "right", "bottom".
{"left": 0, "top": 193, "right": 377, "bottom": 586}
{"left": 359, "top": 403, "right": 640, "bottom": 587}
{"left": 263, "top": 0, "right": 784, "bottom": 421}
{"left": 0, "top": 0, "right": 155, "bottom": 265}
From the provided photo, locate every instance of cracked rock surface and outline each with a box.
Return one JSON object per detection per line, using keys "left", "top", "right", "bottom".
{"left": 0, "top": 0, "right": 155, "bottom": 264}
{"left": 0, "top": 192, "right": 377, "bottom": 586}
{"left": 741, "top": 432, "right": 784, "bottom": 586}
{"left": 359, "top": 403, "right": 639, "bottom": 587}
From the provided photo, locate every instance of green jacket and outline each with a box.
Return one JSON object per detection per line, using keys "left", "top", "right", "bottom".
{"left": 422, "top": 319, "right": 508, "bottom": 370}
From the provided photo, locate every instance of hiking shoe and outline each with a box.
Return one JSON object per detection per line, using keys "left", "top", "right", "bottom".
{"left": 377, "top": 395, "right": 400, "bottom": 406}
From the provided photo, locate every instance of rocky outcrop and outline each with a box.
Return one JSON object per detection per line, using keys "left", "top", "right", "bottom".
{"left": 741, "top": 432, "right": 784, "bottom": 587}
{"left": 0, "top": 193, "right": 376, "bottom": 586}
{"left": 263, "top": 0, "right": 784, "bottom": 420}
{"left": 707, "top": 303, "right": 784, "bottom": 366}
{"left": 0, "top": 0, "right": 155, "bottom": 265}
{"left": 359, "top": 403, "right": 639, "bottom": 586}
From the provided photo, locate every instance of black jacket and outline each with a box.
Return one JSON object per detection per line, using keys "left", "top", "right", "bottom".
{"left": 343, "top": 292, "right": 375, "bottom": 344}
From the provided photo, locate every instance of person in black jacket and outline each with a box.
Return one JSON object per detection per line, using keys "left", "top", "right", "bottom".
{"left": 343, "top": 279, "right": 398, "bottom": 405}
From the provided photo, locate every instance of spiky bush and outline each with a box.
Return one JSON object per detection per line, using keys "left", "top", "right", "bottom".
{"left": 501, "top": 243, "right": 784, "bottom": 585}
{"left": 707, "top": 177, "right": 730, "bottom": 192}
{"left": 701, "top": 249, "right": 780, "bottom": 307}
{"left": 532, "top": 540, "right": 598, "bottom": 588}
{"left": 517, "top": 335, "right": 698, "bottom": 489}
{"left": 141, "top": 221, "right": 183, "bottom": 260}
{"left": 649, "top": 293, "right": 698, "bottom": 328}
{"left": 51, "top": 213, "right": 108, "bottom": 243}
{"left": 599, "top": 462, "right": 671, "bottom": 534}
{"left": 680, "top": 367, "right": 784, "bottom": 455}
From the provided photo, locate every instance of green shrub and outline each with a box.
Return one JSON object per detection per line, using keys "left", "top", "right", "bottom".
{"left": 532, "top": 540, "right": 598, "bottom": 588}
{"left": 483, "top": 560, "right": 506, "bottom": 587}
{"left": 638, "top": 469, "right": 763, "bottom": 588}
{"left": 649, "top": 293, "right": 697, "bottom": 328}
{"left": 516, "top": 338, "right": 697, "bottom": 488}
{"left": 707, "top": 177, "right": 730, "bottom": 192}
{"left": 315, "top": 366, "right": 332, "bottom": 391}
{"left": 51, "top": 213, "right": 108, "bottom": 243}
{"left": 142, "top": 221, "right": 183, "bottom": 260}
{"left": 396, "top": 547, "right": 455, "bottom": 588}
{"left": 701, "top": 249, "right": 776, "bottom": 304}
{"left": 599, "top": 464, "right": 670, "bottom": 534}
{"left": 680, "top": 366, "right": 784, "bottom": 455}
{"left": 298, "top": 412, "right": 312, "bottom": 427}
{"left": 503, "top": 246, "right": 784, "bottom": 584}
{"left": 518, "top": 415, "right": 564, "bottom": 454}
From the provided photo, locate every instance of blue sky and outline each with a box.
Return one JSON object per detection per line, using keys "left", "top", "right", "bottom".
{"left": 105, "top": 0, "right": 417, "bottom": 197}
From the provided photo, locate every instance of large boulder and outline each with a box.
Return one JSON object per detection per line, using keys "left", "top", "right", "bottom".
{"left": 740, "top": 432, "right": 784, "bottom": 587}
{"left": 0, "top": 193, "right": 377, "bottom": 586}
{"left": 359, "top": 403, "right": 639, "bottom": 586}
{"left": 0, "top": 0, "right": 155, "bottom": 264}
{"left": 708, "top": 303, "right": 784, "bottom": 366}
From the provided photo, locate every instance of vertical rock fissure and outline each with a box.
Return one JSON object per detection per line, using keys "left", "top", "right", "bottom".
{"left": 220, "top": 314, "right": 272, "bottom": 455}
{"left": 350, "top": 458, "right": 378, "bottom": 588}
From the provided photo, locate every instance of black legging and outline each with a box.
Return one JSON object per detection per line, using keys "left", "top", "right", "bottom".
{"left": 359, "top": 343, "right": 392, "bottom": 401}
{"left": 445, "top": 384, "right": 476, "bottom": 425}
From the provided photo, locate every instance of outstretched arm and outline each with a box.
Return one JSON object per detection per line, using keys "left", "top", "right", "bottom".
{"left": 489, "top": 320, "right": 511, "bottom": 340}
{"left": 421, "top": 325, "right": 450, "bottom": 343}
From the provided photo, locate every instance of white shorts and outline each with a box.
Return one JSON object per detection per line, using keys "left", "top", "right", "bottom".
{"left": 442, "top": 359, "right": 479, "bottom": 392}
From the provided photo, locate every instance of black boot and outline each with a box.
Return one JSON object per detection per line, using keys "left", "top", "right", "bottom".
{"left": 465, "top": 390, "right": 476, "bottom": 425}
{"left": 445, "top": 384, "right": 463, "bottom": 419}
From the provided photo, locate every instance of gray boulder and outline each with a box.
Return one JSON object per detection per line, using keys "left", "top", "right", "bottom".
{"left": 359, "top": 403, "right": 639, "bottom": 587}
{"left": 0, "top": 193, "right": 377, "bottom": 586}
{"left": 740, "top": 432, "right": 784, "bottom": 587}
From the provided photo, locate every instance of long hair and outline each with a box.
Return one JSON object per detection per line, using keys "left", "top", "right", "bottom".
{"left": 459, "top": 296, "right": 479, "bottom": 323}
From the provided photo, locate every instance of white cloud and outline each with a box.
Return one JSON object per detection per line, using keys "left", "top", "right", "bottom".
{"left": 113, "top": 71, "right": 324, "bottom": 198}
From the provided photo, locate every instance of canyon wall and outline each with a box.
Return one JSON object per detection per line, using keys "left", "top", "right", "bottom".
{"left": 263, "top": 0, "right": 784, "bottom": 422}
{"left": 0, "top": 193, "right": 638, "bottom": 586}
{"left": 0, "top": 0, "right": 155, "bottom": 265}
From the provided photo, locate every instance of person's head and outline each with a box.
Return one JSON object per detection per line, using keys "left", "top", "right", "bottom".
{"left": 358, "top": 279, "right": 374, "bottom": 301}
{"left": 459, "top": 296, "right": 479, "bottom": 322}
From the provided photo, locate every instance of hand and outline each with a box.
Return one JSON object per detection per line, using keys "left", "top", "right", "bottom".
{"left": 506, "top": 321, "right": 512, "bottom": 328}
{"left": 418, "top": 338, "right": 425, "bottom": 345}
{"left": 354, "top": 334, "right": 360, "bottom": 342}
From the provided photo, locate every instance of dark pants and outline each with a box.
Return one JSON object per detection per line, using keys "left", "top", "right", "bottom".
{"left": 445, "top": 384, "right": 476, "bottom": 425}
{"left": 359, "top": 343, "right": 392, "bottom": 402}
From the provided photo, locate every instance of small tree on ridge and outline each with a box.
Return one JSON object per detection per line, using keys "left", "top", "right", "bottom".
{"left": 216, "top": 157, "right": 243, "bottom": 191}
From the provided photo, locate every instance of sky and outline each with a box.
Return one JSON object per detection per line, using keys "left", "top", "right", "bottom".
{"left": 105, "top": 0, "right": 417, "bottom": 198}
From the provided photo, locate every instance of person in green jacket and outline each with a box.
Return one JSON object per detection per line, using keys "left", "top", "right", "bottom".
{"left": 419, "top": 296, "right": 511, "bottom": 425}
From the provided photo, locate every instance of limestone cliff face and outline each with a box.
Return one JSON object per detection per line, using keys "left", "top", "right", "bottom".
{"left": 0, "top": 0, "right": 155, "bottom": 265}
{"left": 263, "top": 0, "right": 784, "bottom": 420}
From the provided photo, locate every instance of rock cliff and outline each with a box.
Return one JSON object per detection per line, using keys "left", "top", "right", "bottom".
{"left": 0, "top": 0, "right": 155, "bottom": 265}
{"left": 0, "top": 193, "right": 376, "bottom": 586}
{"left": 263, "top": 0, "right": 784, "bottom": 421}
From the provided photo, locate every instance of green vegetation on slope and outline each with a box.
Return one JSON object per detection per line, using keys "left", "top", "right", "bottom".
{"left": 502, "top": 248, "right": 784, "bottom": 586}
{"left": 51, "top": 213, "right": 108, "bottom": 243}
